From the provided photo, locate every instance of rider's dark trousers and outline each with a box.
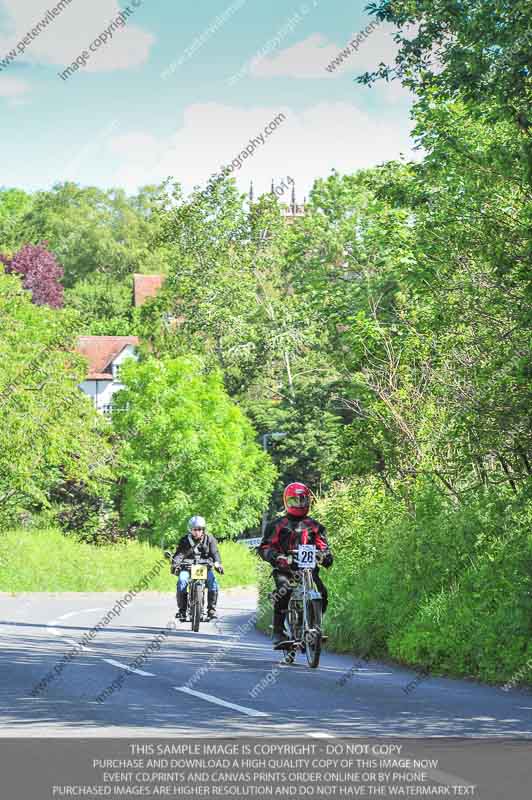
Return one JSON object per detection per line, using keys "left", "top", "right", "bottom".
{"left": 272, "top": 567, "right": 328, "bottom": 615}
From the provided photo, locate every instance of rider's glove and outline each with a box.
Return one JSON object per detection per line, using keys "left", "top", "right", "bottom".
{"left": 214, "top": 562, "right": 224, "bottom": 574}
{"left": 321, "top": 552, "right": 333, "bottom": 568}
{"left": 275, "top": 555, "right": 290, "bottom": 570}
{"left": 172, "top": 556, "right": 183, "bottom": 574}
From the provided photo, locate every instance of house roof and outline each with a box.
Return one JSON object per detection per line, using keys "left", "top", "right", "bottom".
{"left": 133, "top": 273, "right": 165, "bottom": 307}
{"left": 77, "top": 336, "right": 139, "bottom": 380}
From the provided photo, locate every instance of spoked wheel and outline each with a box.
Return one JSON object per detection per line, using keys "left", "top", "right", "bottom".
{"left": 305, "top": 598, "right": 322, "bottom": 668}
{"left": 287, "top": 600, "right": 301, "bottom": 643}
{"left": 190, "top": 583, "right": 203, "bottom": 632}
{"left": 283, "top": 616, "right": 293, "bottom": 642}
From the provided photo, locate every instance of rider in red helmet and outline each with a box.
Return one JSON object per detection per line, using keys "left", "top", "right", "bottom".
{"left": 259, "top": 482, "right": 333, "bottom": 648}
{"left": 283, "top": 482, "right": 312, "bottom": 519}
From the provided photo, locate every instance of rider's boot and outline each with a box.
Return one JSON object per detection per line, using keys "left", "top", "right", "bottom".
{"left": 272, "top": 609, "right": 290, "bottom": 649}
{"left": 207, "top": 590, "right": 218, "bottom": 620}
{"left": 176, "top": 591, "right": 187, "bottom": 622}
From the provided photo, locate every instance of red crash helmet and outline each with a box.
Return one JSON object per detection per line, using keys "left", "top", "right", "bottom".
{"left": 283, "top": 482, "right": 310, "bottom": 518}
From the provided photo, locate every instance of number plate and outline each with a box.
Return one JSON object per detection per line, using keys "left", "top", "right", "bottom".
{"left": 297, "top": 544, "right": 316, "bottom": 568}
{"left": 191, "top": 564, "right": 208, "bottom": 580}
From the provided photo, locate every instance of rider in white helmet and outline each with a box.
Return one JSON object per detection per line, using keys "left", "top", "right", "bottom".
{"left": 170, "top": 515, "right": 224, "bottom": 621}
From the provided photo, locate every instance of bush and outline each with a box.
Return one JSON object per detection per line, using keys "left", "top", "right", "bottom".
{"left": 310, "top": 478, "right": 532, "bottom": 686}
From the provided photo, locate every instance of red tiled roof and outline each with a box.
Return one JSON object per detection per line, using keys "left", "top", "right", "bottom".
{"left": 77, "top": 336, "right": 139, "bottom": 380}
{"left": 133, "top": 274, "right": 165, "bottom": 307}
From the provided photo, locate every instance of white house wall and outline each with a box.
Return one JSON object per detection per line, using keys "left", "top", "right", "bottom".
{"left": 112, "top": 345, "right": 138, "bottom": 376}
{"left": 79, "top": 379, "right": 115, "bottom": 412}
{"left": 79, "top": 346, "right": 139, "bottom": 413}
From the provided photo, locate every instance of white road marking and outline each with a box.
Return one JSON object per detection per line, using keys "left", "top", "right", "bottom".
{"left": 48, "top": 607, "right": 107, "bottom": 638}
{"left": 356, "top": 671, "right": 394, "bottom": 676}
{"left": 64, "top": 637, "right": 93, "bottom": 652}
{"left": 175, "top": 686, "right": 269, "bottom": 717}
{"left": 307, "top": 732, "right": 335, "bottom": 738}
{"left": 57, "top": 608, "right": 106, "bottom": 620}
{"left": 103, "top": 658, "right": 155, "bottom": 677}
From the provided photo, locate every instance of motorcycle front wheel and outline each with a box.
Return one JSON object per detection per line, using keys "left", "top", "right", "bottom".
{"left": 305, "top": 598, "right": 322, "bottom": 668}
{"left": 287, "top": 599, "right": 301, "bottom": 642}
{"left": 190, "top": 582, "right": 203, "bottom": 632}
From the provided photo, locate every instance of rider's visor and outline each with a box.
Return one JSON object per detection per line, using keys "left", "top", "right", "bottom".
{"left": 191, "top": 527, "right": 204, "bottom": 531}
{"left": 285, "top": 494, "right": 308, "bottom": 509}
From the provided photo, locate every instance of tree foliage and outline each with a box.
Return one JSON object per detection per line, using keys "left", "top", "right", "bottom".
{"left": 112, "top": 355, "right": 277, "bottom": 544}
{"left": 1, "top": 243, "right": 64, "bottom": 308}
{"left": 12, "top": 182, "right": 172, "bottom": 288}
{"left": 363, "top": 0, "right": 532, "bottom": 130}
{"left": 0, "top": 270, "right": 113, "bottom": 529}
{"left": 0, "top": 0, "right": 530, "bottom": 683}
{"left": 0, "top": 188, "right": 33, "bottom": 253}
{"left": 140, "top": 178, "right": 341, "bottom": 503}
{"left": 64, "top": 274, "right": 136, "bottom": 335}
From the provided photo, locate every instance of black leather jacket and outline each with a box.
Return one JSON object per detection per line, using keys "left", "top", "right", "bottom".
{"left": 171, "top": 532, "right": 222, "bottom": 573}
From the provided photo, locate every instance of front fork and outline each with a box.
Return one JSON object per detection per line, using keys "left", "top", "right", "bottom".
{"left": 189, "top": 580, "right": 206, "bottom": 616}
{"left": 292, "top": 572, "right": 322, "bottom": 642}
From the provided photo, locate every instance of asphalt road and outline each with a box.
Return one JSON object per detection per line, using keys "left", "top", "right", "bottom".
{"left": 1, "top": 588, "right": 531, "bottom": 738}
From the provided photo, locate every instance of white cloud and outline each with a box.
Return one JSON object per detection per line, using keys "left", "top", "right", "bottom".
{"left": 106, "top": 101, "right": 416, "bottom": 196}
{"left": 0, "top": 75, "right": 30, "bottom": 96}
{"left": 0, "top": 0, "right": 154, "bottom": 72}
{"left": 249, "top": 23, "right": 401, "bottom": 80}
{"left": 109, "top": 132, "right": 160, "bottom": 159}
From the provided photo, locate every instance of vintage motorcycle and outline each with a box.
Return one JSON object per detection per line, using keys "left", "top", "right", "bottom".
{"left": 165, "top": 552, "right": 213, "bottom": 632}
{"left": 275, "top": 544, "right": 324, "bottom": 668}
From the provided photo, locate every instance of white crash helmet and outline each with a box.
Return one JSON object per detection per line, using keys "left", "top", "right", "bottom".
{"left": 188, "top": 515, "right": 206, "bottom": 531}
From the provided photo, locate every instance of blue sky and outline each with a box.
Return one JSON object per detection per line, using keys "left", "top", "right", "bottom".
{"left": 0, "top": 0, "right": 417, "bottom": 199}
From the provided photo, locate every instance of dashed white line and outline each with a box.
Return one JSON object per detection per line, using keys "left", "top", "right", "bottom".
{"left": 48, "top": 607, "right": 107, "bottom": 638}
{"left": 103, "top": 658, "right": 155, "bottom": 677}
{"left": 175, "top": 686, "right": 269, "bottom": 717}
{"left": 58, "top": 608, "right": 106, "bottom": 620}
{"left": 64, "top": 637, "right": 93, "bottom": 652}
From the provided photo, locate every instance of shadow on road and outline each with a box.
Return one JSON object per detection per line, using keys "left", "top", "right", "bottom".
{"left": 1, "top": 599, "right": 531, "bottom": 737}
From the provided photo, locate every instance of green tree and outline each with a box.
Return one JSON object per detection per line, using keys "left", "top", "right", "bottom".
{"left": 143, "top": 178, "right": 345, "bottom": 497}
{"left": 64, "top": 273, "right": 136, "bottom": 335}
{"left": 112, "top": 355, "right": 276, "bottom": 544}
{"left": 0, "top": 188, "right": 33, "bottom": 253}
{"left": 16, "top": 182, "right": 171, "bottom": 287}
{"left": 0, "top": 270, "right": 113, "bottom": 529}
{"left": 362, "top": 1, "right": 532, "bottom": 177}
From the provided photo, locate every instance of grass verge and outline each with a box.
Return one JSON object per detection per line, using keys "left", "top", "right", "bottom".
{"left": 0, "top": 528, "right": 258, "bottom": 592}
